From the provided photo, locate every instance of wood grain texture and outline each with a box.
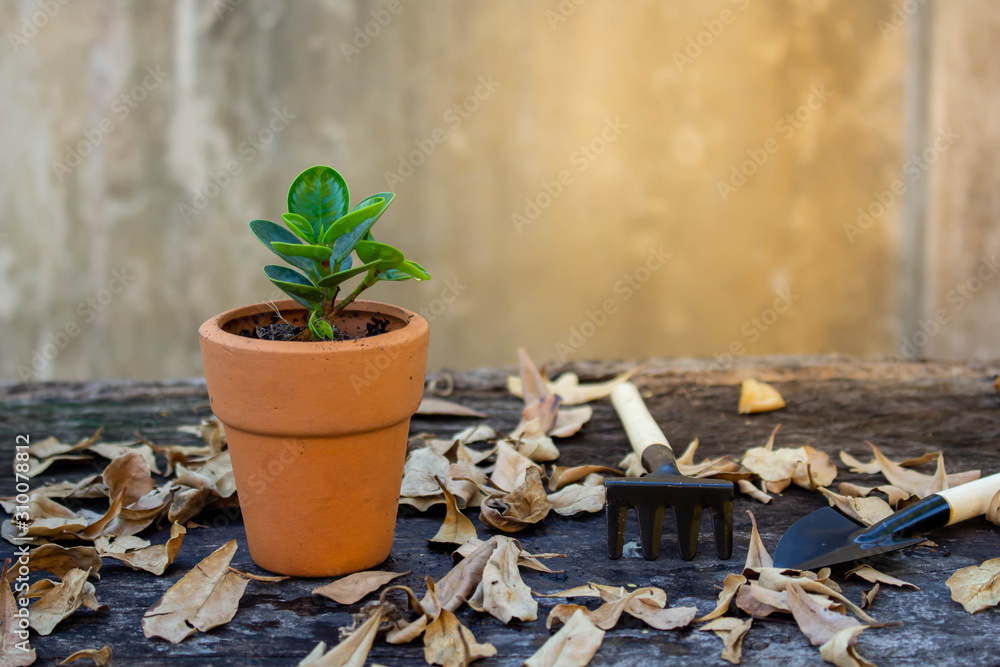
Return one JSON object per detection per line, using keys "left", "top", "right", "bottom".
{"left": 2, "top": 355, "right": 1000, "bottom": 665}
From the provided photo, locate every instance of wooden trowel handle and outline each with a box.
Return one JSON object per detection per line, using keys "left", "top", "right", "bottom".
{"left": 610, "top": 382, "right": 671, "bottom": 457}
{"left": 938, "top": 472, "right": 1000, "bottom": 524}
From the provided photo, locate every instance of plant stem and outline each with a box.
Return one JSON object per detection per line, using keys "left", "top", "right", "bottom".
{"left": 331, "top": 274, "right": 376, "bottom": 317}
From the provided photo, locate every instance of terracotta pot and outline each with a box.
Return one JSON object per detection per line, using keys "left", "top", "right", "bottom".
{"left": 199, "top": 299, "right": 429, "bottom": 577}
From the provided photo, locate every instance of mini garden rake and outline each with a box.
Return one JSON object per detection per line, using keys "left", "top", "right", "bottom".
{"left": 605, "top": 382, "right": 734, "bottom": 561}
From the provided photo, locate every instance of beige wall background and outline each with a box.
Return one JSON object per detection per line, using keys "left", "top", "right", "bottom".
{"left": 1, "top": 0, "right": 997, "bottom": 381}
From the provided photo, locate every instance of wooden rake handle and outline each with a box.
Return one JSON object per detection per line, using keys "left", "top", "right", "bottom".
{"left": 610, "top": 382, "right": 672, "bottom": 457}
{"left": 939, "top": 472, "right": 1000, "bottom": 524}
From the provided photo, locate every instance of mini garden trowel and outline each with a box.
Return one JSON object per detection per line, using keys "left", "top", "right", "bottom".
{"left": 772, "top": 471, "right": 1000, "bottom": 570}
{"left": 605, "top": 382, "right": 734, "bottom": 561}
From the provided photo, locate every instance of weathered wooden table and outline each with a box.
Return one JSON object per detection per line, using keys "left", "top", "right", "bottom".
{"left": 3, "top": 356, "right": 1000, "bottom": 666}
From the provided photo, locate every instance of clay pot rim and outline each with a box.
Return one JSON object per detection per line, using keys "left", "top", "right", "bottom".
{"left": 199, "top": 298, "right": 428, "bottom": 354}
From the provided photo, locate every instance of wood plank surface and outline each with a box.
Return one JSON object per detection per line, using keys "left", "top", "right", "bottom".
{"left": 2, "top": 355, "right": 999, "bottom": 665}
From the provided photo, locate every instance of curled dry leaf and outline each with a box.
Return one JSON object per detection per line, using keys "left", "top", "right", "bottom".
{"left": 946, "top": 557, "right": 1000, "bottom": 613}
{"left": 417, "top": 397, "right": 487, "bottom": 418}
{"left": 744, "top": 510, "right": 773, "bottom": 571}
{"left": 423, "top": 538, "right": 496, "bottom": 616}
{"left": 618, "top": 452, "right": 645, "bottom": 478}
{"left": 860, "top": 584, "right": 879, "bottom": 610}
{"left": 429, "top": 478, "right": 479, "bottom": 546}
{"left": 844, "top": 442, "right": 979, "bottom": 498}
{"left": 401, "top": 447, "right": 451, "bottom": 499}
{"left": 480, "top": 467, "right": 550, "bottom": 532}
{"left": 742, "top": 426, "right": 837, "bottom": 493}
{"left": 29, "top": 544, "right": 102, "bottom": 580}
{"left": 699, "top": 617, "right": 752, "bottom": 665}
{"left": 845, "top": 565, "right": 918, "bottom": 590}
{"left": 785, "top": 581, "right": 864, "bottom": 646}
{"left": 28, "top": 429, "right": 103, "bottom": 459}
{"left": 507, "top": 367, "right": 639, "bottom": 405}
{"left": 549, "top": 584, "right": 696, "bottom": 632}
{"left": 524, "top": 608, "right": 605, "bottom": 667}
{"left": 547, "top": 484, "right": 606, "bottom": 516}
{"left": 548, "top": 465, "right": 622, "bottom": 491}
{"left": 177, "top": 417, "right": 227, "bottom": 455}
{"left": 142, "top": 540, "right": 249, "bottom": 643}
{"left": 695, "top": 574, "right": 747, "bottom": 622}
{"left": 298, "top": 606, "right": 383, "bottom": 667}
{"left": 476, "top": 536, "right": 537, "bottom": 623}
{"left": 96, "top": 523, "right": 186, "bottom": 575}
{"left": 423, "top": 604, "right": 496, "bottom": 667}
{"left": 57, "top": 646, "right": 113, "bottom": 666}
{"left": 675, "top": 439, "right": 748, "bottom": 480}
{"left": 2, "top": 562, "right": 37, "bottom": 666}
{"left": 489, "top": 440, "right": 542, "bottom": 494}
{"left": 754, "top": 570, "right": 874, "bottom": 623}
{"left": 737, "top": 480, "right": 773, "bottom": 504}
{"left": 840, "top": 448, "right": 941, "bottom": 475}
{"left": 735, "top": 581, "right": 839, "bottom": 619}
{"left": 818, "top": 625, "right": 876, "bottom": 667}
{"left": 818, "top": 488, "right": 893, "bottom": 526}
{"left": 738, "top": 379, "right": 786, "bottom": 414}
{"left": 90, "top": 442, "right": 161, "bottom": 476}
{"left": 102, "top": 451, "right": 155, "bottom": 507}
{"left": 312, "top": 571, "right": 410, "bottom": 606}
{"left": 29, "top": 568, "right": 96, "bottom": 636}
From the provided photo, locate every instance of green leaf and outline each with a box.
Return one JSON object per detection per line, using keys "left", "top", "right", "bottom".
{"left": 308, "top": 312, "right": 337, "bottom": 341}
{"left": 356, "top": 240, "right": 405, "bottom": 270}
{"left": 316, "top": 260, "right": 380, "bottom": 288}
{"left": 249, "top": 220, "right": 320, "bottom": 278}
{"left": 281, "top": 213, "right": 315, "bottom": 243}
{"left": 377, "top": 268, "right": 414, "bottom": 282}
{"left": 330, "top": 192, "right": 395, "bottom": 260}
{"left": 263, "top": 265, "right": 325, "bottom": 308}
{"left": 287, "top": 166, "right": 349, "bottom": 236}
{"left": 270, "top": 242, "right": 333, "bottom": 261}
{"left": 396, "top": 260, "right": 431, "bottom": 281}
{"left": 320, "top": 199, "right": 385, "bottom": 247}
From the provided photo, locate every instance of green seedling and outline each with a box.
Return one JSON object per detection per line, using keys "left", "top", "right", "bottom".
{"left": 250, "top": 165, "right": 430, "bottom": 341}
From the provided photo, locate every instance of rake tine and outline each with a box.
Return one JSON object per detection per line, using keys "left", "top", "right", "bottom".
{"left": 606, "top": 492, "right": 629, "bottom": 559}
{"left": 711, "top": 500, "right": 734, "bottom": 559}
{"left": 673, "top": 505, "right": 703, "bottom": 561}
{"left": 637, "top": 504, "right": 665, "bottom": 560}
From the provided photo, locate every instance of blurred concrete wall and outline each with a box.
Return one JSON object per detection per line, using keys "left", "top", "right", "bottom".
{"left": 0, "top": 0, "right": 996, "bottom": 381}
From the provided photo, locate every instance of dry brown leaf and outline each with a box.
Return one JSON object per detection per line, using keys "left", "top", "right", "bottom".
{"left": 700, "top": 616, "right": 752, "bottom": 665}
{"left": 423, "top": 538, "right": 496, "bottom": 616}
{"left": 737, "top": 479, "right": 773, "bottom": 504}
{"left": 846, "top": 443, "right": 980, "bottom": 498}
{"left": 525, "top": 608, "right": 604, "bottom": 667}
{"left": 819, "top": 625, "right": 876, "bottom": 667}
{"left": 735, "top": 581, "right": 838, "bottom": 618}
{"left": 176, "top": 417, "right": 227, "bottom": 455}
{"left": 755, "top": 570, "right": 875, "bottom": 623}
{"left": 946, "top": 557, "right": 1000, "bottom": 613}
{"left": 312, "top": 571, "right": 409, "bottom": 606}
{"left": 507, "top": 367, "right": 639, "bottom": 405}
{"left": 101, "top": 452, "right": 155, "bottom": 507}
{"left": 585, "top": 585, "right": 695, "bottom": 631}
{"left": 29, "top": 568, "right": 95, "bottom": 636}
{"left": 429, "top": 478, "right": 479, "bottom": 546}
{"left": 29, "top": 544, "right": 102, "bottom": 580}
{"left": 548, "top": 465, "right": 621, "bottom": 491}
{"left": 817, "top": 488, "right": 893, "bottom": 526}
{"left": 741, "top": 425, "right": 801, "bottom": 482}
{"left": 792, "top": 447, "right": 838, "bottom": 490}
{"left": 1, "top": 562, "right": 36, "bottom": 666}
{"left": 480, "top": 467, "right": 550, "bottom": 532}
{"left": 549, "top": 406, "right": 592, "bottom": 438}
{"left": 696, "top": 573, "right": 747, "bottom": 622}
{"left": 838, "top": 482, "right": 875, "bottom": 497}
{"left": 738, "top": 379, "right": 786, "bottom": 414}
{"left": 744, "top": 510, "right": 773, "bottom": 570}
{"left": 417, "top": 397, "right": 487, "bottom": 418}
{"left": 489, "top": 440, "right": 542, "bottom": 493}
{"left": 89, "top": 442, "right": 161, "bottom": 475}
{"left": 547, "top": 485, "right": 606, "bottom": 516}
{"left": 786, "top": 581, "right": 864, "bottom": 646}
{"left": 298, "top": 606, "right": 383, "bottom": 667}
{"left": 860, "top": 583, "right": 880, "bottom": 610}
{"left": 987, "top": 490, "right": 1000, "bottom": 526}
{"left": 423, "top": 604, "right": 496, "bottom": 667}
{"left": 845, "top": 565, "right": 918, "bottom": 590}
{"left": 617, "top": 451, "right": 645, "bottom": 478}
{"left": 95, "top": 523, "right": 186, "bottom": 575}
{"left": 675, "top": 439, "right": 747, "bottom": 480}
{"left": 57, "top": 646, "right": 113, "bottom": 666}
{"left": 840, "top": 448, "right": 941, "bottom": 474}
{"left": 401, "top": 447, "right": 451, "bottom": 499}
{"left": 141, "top": 540, "right": 248, "bottom": 643}
{"left": 476, "top": 536, "right": 537, "bottom": 623}
{"left": 178, "top": 451, "right": 237, "bottom": 498}
{"left": 510, "top": 431, "right": 561, "bottom": 463}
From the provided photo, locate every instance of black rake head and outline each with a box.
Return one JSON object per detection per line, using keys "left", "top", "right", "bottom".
{"left": 605, "top": 445, "right": 734, "bottom": 561}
